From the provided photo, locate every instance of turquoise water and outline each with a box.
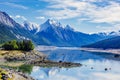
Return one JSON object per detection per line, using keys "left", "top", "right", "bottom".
{"left": 30, "top": 49, "right": 120, "bottom": 80}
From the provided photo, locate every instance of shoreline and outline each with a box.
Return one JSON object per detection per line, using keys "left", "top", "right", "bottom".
{"left": 80, "top": 48, "right": 120, "bottom": 55}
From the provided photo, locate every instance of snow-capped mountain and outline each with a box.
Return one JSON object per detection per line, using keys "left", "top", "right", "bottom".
{"left": 96, "top": 30, "right": 120, "bottom": 37}
{"left": 40, "top": 19, "right": 63, "bottom": 32}
{"left": 0, "top": 11, "right": 116, "bottom": 46}
{"left": 108, "top": 31, "right": 120, "bottom": 36}
{"left": 23, "top": 21, "right": 40, "bottom": 34}
{"left": 36, "top": 19, "right": 109, "bottom": 46}
{"left": 40, "top": 19, "right": 73, "bottom": 32}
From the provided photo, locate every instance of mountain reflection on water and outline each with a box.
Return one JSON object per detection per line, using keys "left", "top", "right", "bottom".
{"left": 31, "top": 48, "right": 120, "bottom": 80}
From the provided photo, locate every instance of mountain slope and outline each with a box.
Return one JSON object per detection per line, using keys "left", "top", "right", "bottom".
{"left": 0, "top": 23, "right": 17, "bottom": 43}
{"left": 82, "top": 36, "right": 120, "bottom": 49}
{"left": 0, "top": 11, "right": 39, "bottom": 43}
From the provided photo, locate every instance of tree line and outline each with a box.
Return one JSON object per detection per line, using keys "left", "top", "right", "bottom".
{"left": 2, "top": 40, "right": 34, "bottom": 51}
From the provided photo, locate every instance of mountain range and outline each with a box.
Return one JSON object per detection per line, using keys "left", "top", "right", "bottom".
{"left": 0, "top": 11, "right": 118, "bottom": 47}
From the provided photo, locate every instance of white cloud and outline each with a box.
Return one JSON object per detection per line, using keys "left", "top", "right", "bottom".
{"left": 78, "top": 18, "right": 91, "bottom": 22}
{"left": 39, "top": 0, "right": 120, "bottom": 24}
{"left": 0, "top": 2, "right": 28, "bottom": 9}
{"left": 11, "top": 15, "right": 27, "bottom": 21}
{"left": 38, "top": 0, "right": 120, "bottom": 33}
{"left": 86, "top": 1, "right": 120, "bottom": 24}
{"left": 15, "top": 15, "right": 27, "bottom": 20}
{"left": 38, "top": 0, "right": 93, "bottom": 20}
{"left": 36, "top": 16, "right": 45, "bottom": 20}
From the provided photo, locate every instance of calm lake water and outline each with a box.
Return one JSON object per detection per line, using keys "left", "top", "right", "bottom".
{"left": 30, "top": 48, "right": 120, "bottom": 80}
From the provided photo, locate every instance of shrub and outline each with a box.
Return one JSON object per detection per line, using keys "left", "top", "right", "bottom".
{"left": 2, "top": 40, "right": 18, "bottom": 50}
{"left": 18, "top": 64, "right": 33, "bottom": 74}
{"left": 2, "top": 40, "right": 34, "bottom": 51}
{"left": 22, "top": 40, "right": 34, "bottom": 51}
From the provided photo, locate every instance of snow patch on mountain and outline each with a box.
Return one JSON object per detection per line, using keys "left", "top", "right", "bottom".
{"left": 65, "top": 25, "right": 74, "bottom": 31}
{"left": 96, "top": 30, "right": 120, "bottom": 37}
{"left": 48, "top": 19, "right": 62, "bottom": 27}
{"left": 23, "top": 21, "right": 40, "bottom": 33}
{"left": 40, "top": 19, "right": 64, "bottom": 32}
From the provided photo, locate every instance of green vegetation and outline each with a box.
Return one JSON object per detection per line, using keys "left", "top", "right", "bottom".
{"left": 18, "top": 64, "right": 33, "bottom": 74}
{"left": 2, "top": 40, "right": 34, "bottom": 51}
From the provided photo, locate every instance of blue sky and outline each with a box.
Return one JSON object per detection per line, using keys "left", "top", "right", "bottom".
{"left": 0, "top": 0, "right": 120, "bottom": 33}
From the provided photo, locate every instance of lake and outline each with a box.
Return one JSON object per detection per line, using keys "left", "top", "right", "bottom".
{"left": 31, "top": 47, "right": 120, "bottom": 80}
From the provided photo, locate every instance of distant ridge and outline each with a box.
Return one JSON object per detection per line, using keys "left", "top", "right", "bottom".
{"left": 82, "top": 36, "right": 120, "bottom": 49}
